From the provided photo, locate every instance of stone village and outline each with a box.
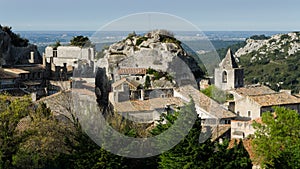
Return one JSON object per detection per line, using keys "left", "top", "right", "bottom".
{"left": 1, "top": 33, "right": 300, "bottom": 144}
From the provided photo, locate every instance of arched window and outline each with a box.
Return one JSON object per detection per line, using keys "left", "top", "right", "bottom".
{"left": 222, "top": 71, "right": 227, "bottom": 83}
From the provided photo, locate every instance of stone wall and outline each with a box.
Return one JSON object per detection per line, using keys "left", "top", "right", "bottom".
{"left": 215, "top": 68, "right": 244, "bottom": 91}
{"left": 234, "top": 96, "right": 261, "bottom": 120}
{"left": 231, "top": 120, "right": 255, "bottom": 139}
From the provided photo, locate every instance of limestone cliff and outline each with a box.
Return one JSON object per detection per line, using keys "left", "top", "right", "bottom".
{"left": 97, "top": 30, "right": 204, "bottom": 86}
{"left": 234, "top": 32, "right": 300, "bottom": 92}
{"left": 0, "top": 27, "right": 41, "bottom": 66}
{"left": 235, "top": 32, "right": 300, "bottom": 62}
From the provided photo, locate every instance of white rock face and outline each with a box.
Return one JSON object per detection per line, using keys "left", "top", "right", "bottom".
{"left": 235, "top": 32, "right": 300, "bottom": 61}
{"left": 95, "top": 30, "right": 199, "bottom": 87}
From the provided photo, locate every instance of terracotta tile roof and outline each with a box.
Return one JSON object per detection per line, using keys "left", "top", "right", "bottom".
{"left": 210, "top": 125, "right": 231, "bottom": 141}
{"left": 0, "top": 69, "right": 18, "bottom": 79}
{"left": 176, "top": 85, "right": 236, "bottom": 119}
{"left": 115, "top": 97, "right": 184, "bottom": 113}
{"left": 249, "top": 92, "right": 300, "bottom": 107}
{"left": 233, "top": 85, "right": 276, "bottom": 96}
{"left": 228, "top": 139, "right": 260, "bottom": 165}
{"left": 112, "top": 78, "right": 141, "bottom": 89}
{"left": 117, "top": 68, "right": 147, "bottom": 75}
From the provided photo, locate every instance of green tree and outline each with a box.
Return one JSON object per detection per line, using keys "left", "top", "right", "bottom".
{"left": 252, "top": 107, "right": 300, "bottom": 168}
{"left": 0, "top": 25, "right": 29, "bottom": 47}
{"left": 70, "top": 35, "right": 92, "bottom": 47}
{"left": 155, "top": 100, "right": 251, "bottom": 169}
{"left": 11, "top": 102, "right": 76, "bottom": 169}
{"left": 144, "top": 75, "right": 151, "bottom": 89}
{"left": 53, "top": 40, "right": 61, "bottom": 50}
{"left": 0, "top": 95, "right": 32, "bottom": 169}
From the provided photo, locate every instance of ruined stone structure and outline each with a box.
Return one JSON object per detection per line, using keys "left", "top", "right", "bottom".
{"left": 214, "top": 49, "right": 244, "bottom": 90}
{"left": 44, "top": 46, "right": 95, "bottom": 80}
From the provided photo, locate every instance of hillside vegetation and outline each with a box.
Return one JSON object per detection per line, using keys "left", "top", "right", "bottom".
{"left": 235, "top": 32, "right": 300, "bottom": 93}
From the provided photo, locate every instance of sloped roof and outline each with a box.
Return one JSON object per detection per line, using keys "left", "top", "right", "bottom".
{"left": 233, "top": 85, "right": 276, "bottom": 96}
{"left": 117, "top": 68, "right": 147, "bottom": 75}
{"left": 0, "top": 69, "right": 18, "bottom": 79}
{"left": 210, "top": 125, "right": 231, "bottom": 141}
{"left": 14, "top": 64, "right": 45, "bottom": 72}
{"left": 112, "top": 78, "right": 141, "bottom": 89}
{"left": 115, "top": 97, "right": 184, "bottom": 112}
{"left": 176, "top": 85, "right": 236, "bottom": 119}
{"left": 219, "top": 48, "right": 239, "bottom": 69}
{"left": 3, "top": 68, "right": 29, "bottom": 75}
{"left": 249, "top": 92, "right": 300, "bottom": 107}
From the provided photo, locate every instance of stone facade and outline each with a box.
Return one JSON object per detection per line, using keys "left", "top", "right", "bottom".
{"left": 214, "top": 49, "right": 244, "bottom": 90}
{"left": 45, "top": 46, "right": 95, "bottom": 67}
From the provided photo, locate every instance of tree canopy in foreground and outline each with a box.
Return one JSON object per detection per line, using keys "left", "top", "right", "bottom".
{"left": 253, "top": 107, "right": 300, "bottom": 169}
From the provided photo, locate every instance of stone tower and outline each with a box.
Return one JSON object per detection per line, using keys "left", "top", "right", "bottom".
{"left": 214, "top": 48, "right": 244, "bottom": 90}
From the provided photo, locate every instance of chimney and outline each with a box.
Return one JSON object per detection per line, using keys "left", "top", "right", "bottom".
{"left": 29, "top": 51, "right": 34, "bottom": 63}
{"left": 50, "top": 57, "right": 53, "bottom": 64}
{"left": 42, "top": 53, "right": 46, "bottom": 66}
{"left": 141, "top": 89, "right": 145, "bottom": 100}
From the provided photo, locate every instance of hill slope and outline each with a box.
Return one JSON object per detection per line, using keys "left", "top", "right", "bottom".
{"left": 235, "top": 32, "right": 300, "bottom": 93}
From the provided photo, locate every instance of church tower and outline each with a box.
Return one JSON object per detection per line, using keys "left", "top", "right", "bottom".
{"left": 214, "top": 48, "right": 244, "bottom": 90}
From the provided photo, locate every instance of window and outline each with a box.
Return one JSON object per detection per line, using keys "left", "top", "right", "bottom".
{"left": 224, "top": 119, "right": 230, "bottom": 124}
{"left": 222, "top": 71, "right": 227, "bottom": 83}
{"left": 53, "top": 50, "right": 57, "bottom": 57}
{"left": 237, "top": 111, "right": 240, "bottom": 116}
{"left": 248, "top": 111, "right": 251, "bottom": 117}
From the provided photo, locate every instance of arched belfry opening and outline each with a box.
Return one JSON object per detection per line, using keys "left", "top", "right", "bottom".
{"left": 222, "top": 71, "right": 227, "bottom": 83}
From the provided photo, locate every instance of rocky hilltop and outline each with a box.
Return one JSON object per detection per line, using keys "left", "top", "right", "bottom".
{"left": 234, "top": 32, "right": 300, "bottom": 92}
{"left": 235, "top": 32, "right": 300, "bottom": 62}
{"left": 97, "top": 30, "right": 204, "bottom": 85}
{"left": 0, "top": 26, "right": 41, "bottom": 66}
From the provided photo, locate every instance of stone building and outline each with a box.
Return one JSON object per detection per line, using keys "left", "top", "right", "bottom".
{"left": 45, "top": 46, "right": 95, "bottom": 67}
{"left": 229, "top": 85, "right": 300, "bottom": 139}
{"left": 44, "top": 46, "right": 95, "bottom": 80}
{"left": 214, "top": 49, "right": 244, "bottom": 90}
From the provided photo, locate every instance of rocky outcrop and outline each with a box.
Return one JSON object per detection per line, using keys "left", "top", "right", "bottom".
{"left": 96, "top": 30, "right": 204, "bottom": 85}
{"left": 0, "top": 29, "right": 41, "bottom": 66}
{"left": 235, "top": 32, "right": 300, "bottom": 62}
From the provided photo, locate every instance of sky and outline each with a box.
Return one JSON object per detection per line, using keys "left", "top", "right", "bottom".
{"left": 0, "top": 0, "right": 299, "bottom": 31}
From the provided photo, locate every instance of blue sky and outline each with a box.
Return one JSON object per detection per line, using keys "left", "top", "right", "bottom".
{"left": 1, "top": 0, "right": 299, "bottom": 31}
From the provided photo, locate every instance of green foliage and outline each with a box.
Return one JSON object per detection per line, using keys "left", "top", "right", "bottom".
{"left": 126, "top": 31, "right": 136, "bottom": 40}
{"left": 144, "top": 75, "right": 151, "bottom": 89}
{"left": 240, "top": 49, "right": 300, "bottom": 93}
{"left": 0, "top": 95, "right": 32, "bottom": 169}
{"left": 201, "top": 85, "right": 230, "bottom": 103}
{"left": 221, "top": 32, "right": 300, "bottom": 93}
{"left": 0, "top": 25, "right": 29, "bottom": 47}
{"left": 136, "top": 36, "right": 148, "bottom": 46}
{"left": 160, "top": 35, "right": 181, "bottom": 46}
{"left": 248, "top": 34, "right": 270, "bottom": 40}
{"left": 280, "top": 34, "right": 290, "bottom": 40}
{"left": 53, "top": 40, "right": 61, "bottom": 50}
{"left": 70, "top": 35, "right": 92, "bottom": 47}
{"left": 155, "top": 100, "right": 252, "bottom": 169}
{"left": 146, "top": 68, "right": 172, "bottom": 81}
{"left": 252, "top": 107, "right": 300, "bottom": 168}
{"left": 95, "top": 48, "right": 107, "bottom": 60}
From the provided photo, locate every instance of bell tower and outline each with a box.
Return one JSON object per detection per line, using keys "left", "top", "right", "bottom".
{"left": 214, "top": 49, "right": 244, "bottom": 90}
